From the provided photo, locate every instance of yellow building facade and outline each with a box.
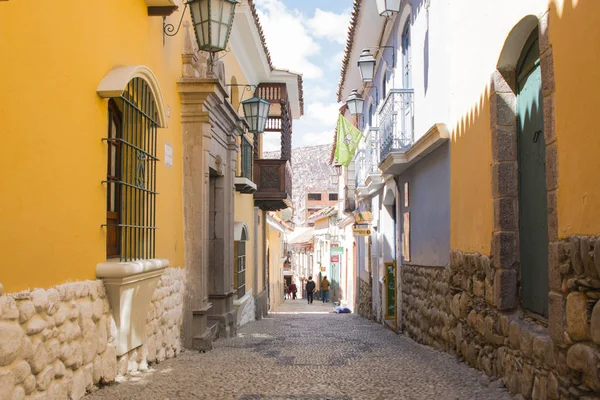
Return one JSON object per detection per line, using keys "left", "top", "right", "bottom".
{"left": 0, "top": 0, "right": 302, "bottom": 398}
{"left": 446, "top": 0, "right": 600, "bottom": 396}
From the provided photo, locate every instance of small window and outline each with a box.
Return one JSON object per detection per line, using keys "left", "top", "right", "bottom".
{"left": 234, "top": 241, "right": 246, "bottom": 298}
{"left": 308, "top": 193, "right": 322, "bottom": 201}
{"left": 329, "top": 193, "right": 338, "bottom": 201}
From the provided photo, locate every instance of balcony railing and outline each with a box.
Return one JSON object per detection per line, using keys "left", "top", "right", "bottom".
{"left": 254, "top": 159, "right": 292, "bottom": 211}
{"left": 355, "top": 149, "right": 367, "bottom": 187}
{"left": 365, "top": 128, "right": 380, "bottom": 174}
{"left": 379, "top": 88, "right": 414, "bottom": 161}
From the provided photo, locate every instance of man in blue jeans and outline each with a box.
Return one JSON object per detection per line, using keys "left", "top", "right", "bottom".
{"left": 321, "top": 276, "right": 330, "bottom": 303}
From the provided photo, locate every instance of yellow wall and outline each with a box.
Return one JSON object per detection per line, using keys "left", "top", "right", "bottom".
{"left": 234, "top": 193, "right": 255, "bottom": 294}
{"left": 0, "top": 0, "right": 185, "bottom": 292}
{"left": 450, "top": 93, "right": 494, "bottom": 254}
{"left": 267, "top": 226, "right": 283, "bottom": 309}
{"left": 549, "top": 0, "right": 600, "bottom": 237}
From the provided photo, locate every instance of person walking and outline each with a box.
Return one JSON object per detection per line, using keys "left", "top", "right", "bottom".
{"left": 321, "top": 276, "right": 330, "bottom": 303}
{"left": 290, "top": 282, "right": 297, "bottom": 300}
{"left": 305, "top": 276, "right": 315, "bottom": 304}
{"left": 284, "top": 281, "right": 289, "bottom": 300}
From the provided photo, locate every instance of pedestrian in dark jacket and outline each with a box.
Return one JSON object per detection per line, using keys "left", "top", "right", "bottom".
{"left": 290, "top": 283, "right": 297, "bottom": 299}
{"left": 305, "top": 276, "right": 316, "bottom": 304}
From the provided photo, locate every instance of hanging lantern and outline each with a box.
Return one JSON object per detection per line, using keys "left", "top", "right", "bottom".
{"left": 242, "top": 96, "right": 271, "bottom": 134}
{"left": 188, "top": 0, "right": 240, "bottom": 53}
{"left": 357, "top": 49, "right": 376, "bottom": 83}
{"left": 376, "top": 0, "right": 401, "bottom": 17}
{"left": 346, "top": 90, "right": 364, "bottom": 115}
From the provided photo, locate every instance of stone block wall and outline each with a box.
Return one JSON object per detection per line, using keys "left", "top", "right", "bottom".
{"left": 400, "top": 236, "right": 600, "bottom": 399}
{"left": 357, "top": 278, "right": 373, "bottom": 320}
{"left": 401, "top": 265, "right": 452, "bottom": 352}
{"left": 0, "top": 267, "right": 184, "bottom": 400}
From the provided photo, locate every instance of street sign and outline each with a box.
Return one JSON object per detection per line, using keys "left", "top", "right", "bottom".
{"left": 353, "top": 227, "right": 371, "bottom": 236}
{"left": 330, "top": 255, "right": 339, "bottom": 262}
{"left": 330, "top": 246, "right": 344, "bottom": 255}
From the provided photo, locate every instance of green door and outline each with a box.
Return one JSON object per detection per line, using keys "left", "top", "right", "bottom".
{"left": 385, "top": 261, "right": 396, "bottom": 319}
{"left": 517, "top": 29, "right": 549, "bottom": 317}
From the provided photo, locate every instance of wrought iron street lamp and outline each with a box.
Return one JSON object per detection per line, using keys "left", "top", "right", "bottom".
{"left": 376, "top": 0, "right": 401, "bottom": 17}
{"left": 329, "top": 163, "right": 341, "bottom": 185}
{"left": 188, "top": 0, "right": 240, "bottom": 52}
{"left": 164, "top": 0, "right": 240, "bottom": 52}
{"left": 242, "top": 96, "right": 271, "bottom": 134}
{"left": 346, "top": 90, "right": 364, "bottom": 115}
{"left": 357, "top": 49, "right": 376, "bottom": 83}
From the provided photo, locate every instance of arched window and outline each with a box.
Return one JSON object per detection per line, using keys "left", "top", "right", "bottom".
{"left": 104, "top": 77, "right": 160, "bottom": 261}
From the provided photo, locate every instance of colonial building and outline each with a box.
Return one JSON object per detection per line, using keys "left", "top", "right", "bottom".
{"left": 0, "top": 0, "right": 302, "bottom": 398}
{"left": 335, "top": 0, "right": 600, "bottom": 398}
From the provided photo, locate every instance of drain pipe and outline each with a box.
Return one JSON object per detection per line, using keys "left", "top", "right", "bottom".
{"left": 254, "top": 206, "right": 259, "bottom": 319}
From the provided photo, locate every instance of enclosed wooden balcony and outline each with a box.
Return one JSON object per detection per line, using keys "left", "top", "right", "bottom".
{"left": 253, "top": 159, "right": 292, "bottom": 211}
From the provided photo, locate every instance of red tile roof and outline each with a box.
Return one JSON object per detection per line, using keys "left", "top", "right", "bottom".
{"left": 336, "top": 0, "right": 362, "bottom": 103}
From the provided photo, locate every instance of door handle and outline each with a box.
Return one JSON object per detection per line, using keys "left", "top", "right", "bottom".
{"left": 533, "top": 130, "right": 542, "bottom": 143}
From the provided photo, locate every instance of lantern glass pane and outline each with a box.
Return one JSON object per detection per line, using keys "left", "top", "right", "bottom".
{"left": 359, "top": 61, "right": 375, "bottom": 82}
{"left": 348, "top": 101, "right": 357, "bottom": 115}
{"left": 357, "top": 98, "right": 364, "bottom": 113}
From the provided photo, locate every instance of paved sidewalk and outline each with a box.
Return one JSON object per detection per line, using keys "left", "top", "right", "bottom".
{"left": 86, "top": 304, "right": 514, "bottom": 400}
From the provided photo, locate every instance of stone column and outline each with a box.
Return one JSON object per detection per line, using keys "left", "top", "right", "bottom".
{"left": 178, "top": 29, "right": 242, "bottom": 345}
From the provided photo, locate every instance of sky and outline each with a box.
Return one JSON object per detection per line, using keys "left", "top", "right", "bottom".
{"left": 253, "top": 0, "right": 354, "bottom": 151}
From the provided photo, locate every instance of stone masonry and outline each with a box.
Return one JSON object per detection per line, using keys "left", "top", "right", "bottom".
{"left": 357, "top": 278, "right": 373, "bottom": 320}
{"left": 400, "top": 235, "right": 600, "bottom": 399}
{"left": 0, "top": 267, "right": 184, "bottom": 400}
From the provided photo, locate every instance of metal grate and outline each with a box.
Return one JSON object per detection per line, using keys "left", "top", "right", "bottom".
{"left": 240, "top": 135, "right": 253, "bottom": 181}
{"left": 103, "top": 77, "right": 159, "bottom": 261}
{"left": 237, "top": 241, "right": 246, "bottom": 297}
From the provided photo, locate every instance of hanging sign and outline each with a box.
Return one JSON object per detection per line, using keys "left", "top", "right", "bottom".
{"left": 354, "top": 211, "right": 372, "bottom": 223}
{"left": 352, "top": 223, "right": 371, "bottom": 236}
{"left": 331, "top": 246, "right": 344, "bottom": 255}
{"left": 330, "top": 255, "right": 339, "bottom": 262}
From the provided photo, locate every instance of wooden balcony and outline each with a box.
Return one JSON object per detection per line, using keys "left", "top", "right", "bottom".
{"left": 253, "top": 159, "right": 292, "bottom": 211}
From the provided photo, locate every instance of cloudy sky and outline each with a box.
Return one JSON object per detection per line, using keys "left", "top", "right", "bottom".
{"left": 254, "top": 0, "right": 354, "bottom": 151}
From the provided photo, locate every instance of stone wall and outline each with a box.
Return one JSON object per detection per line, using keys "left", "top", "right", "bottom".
{"left": 401, "top": 265, "right": 452, "bottom": 351}
{"left": 0, "top": 267, "right": 184, "bottom": 400}
{"left": 400, "top": 236, "right": 600, "bottom": 399}
{"left": 357, "top": 278, "right": 373, "bottom": 320}
{"left": 117, "top": 267, "right": 184, "bottom": 375}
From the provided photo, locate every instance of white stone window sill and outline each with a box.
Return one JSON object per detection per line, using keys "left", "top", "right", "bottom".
{"left": 96, "top": 258, "right": 170, "bottom": 279}
{"left": 233, "top": 289, "right": 253, "bottom": 306}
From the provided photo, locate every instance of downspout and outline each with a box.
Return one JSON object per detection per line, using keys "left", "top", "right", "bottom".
{"left": 254, "top": 206, "right": 259, "bottom": 319}
{"left": 263, "top": 210, "right": 268, "bottom": 310}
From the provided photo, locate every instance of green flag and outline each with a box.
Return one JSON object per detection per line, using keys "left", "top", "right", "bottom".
{"left": 334, "top": 114, "right": 364, "bottom": 167}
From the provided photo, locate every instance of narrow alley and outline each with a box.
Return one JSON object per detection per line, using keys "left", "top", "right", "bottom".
{"left": 86, "top": 301, "right": 513, "bottom": 400}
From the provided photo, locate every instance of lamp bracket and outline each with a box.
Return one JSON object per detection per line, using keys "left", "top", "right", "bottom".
{"left": 224, "top": 84, "right": 258, "bottom": 113}
{"left": 163, "top": 2, "right": 189, "bottom": 43}
{"left": 363, "top": 45, "right": 396, "bottom": 69}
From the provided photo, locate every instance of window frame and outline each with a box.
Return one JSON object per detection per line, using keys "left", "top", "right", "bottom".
{"left": 103, "top": 78, "right": 160, "bottom": 261}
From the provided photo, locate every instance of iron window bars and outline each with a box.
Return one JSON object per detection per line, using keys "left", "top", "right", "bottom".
{"left": 103, "top": 77, "right": 159, "bottom": 262}
{"left": 240, "top": 135, "right": 253, "bottom": 181}
{"left": 236, "top": 241, "right": 246, "bottom": 298}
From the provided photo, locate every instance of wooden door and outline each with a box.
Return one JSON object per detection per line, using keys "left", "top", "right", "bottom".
{"left": 517, "top": 29, "right": 549, "bottom": 317}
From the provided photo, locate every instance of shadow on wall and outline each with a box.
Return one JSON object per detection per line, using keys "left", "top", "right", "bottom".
{"left": 450, "top": 81, "right": 493, "bottom": 255}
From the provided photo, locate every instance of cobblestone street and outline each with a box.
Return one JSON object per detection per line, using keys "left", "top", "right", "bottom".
{"left": 86, "top": 301, "right": 514, "bottom": 400}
